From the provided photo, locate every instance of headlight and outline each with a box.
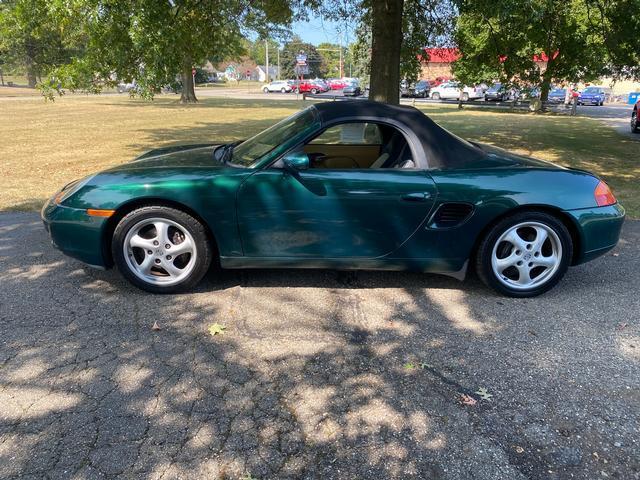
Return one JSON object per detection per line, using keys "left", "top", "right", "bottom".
{"left": 53, "top": 175, "right": 95, "bottom": 205}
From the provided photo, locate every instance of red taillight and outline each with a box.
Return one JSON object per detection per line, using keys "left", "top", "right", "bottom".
{"left": 594, "top": 181, "right": 616, "bottom": 206}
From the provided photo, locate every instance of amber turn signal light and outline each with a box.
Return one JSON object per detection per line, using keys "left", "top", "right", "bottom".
{"left": 86, "top": 209, "right": 115, "bottom": 217}
{"left": 594, "top": 181, "right": 616, "bottom": 207}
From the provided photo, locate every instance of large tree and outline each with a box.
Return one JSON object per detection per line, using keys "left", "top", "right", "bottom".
{"left": 348, "top": 0, "right": 456, "bottom": 104}
{"left": 0, "top": 0, "right": 83, "bottom": 87}
{"left": 453, "top": 0, "right": 640, "bottom": 103}
{"left": 44, "top": 0, "right": 294, "bottom": 102}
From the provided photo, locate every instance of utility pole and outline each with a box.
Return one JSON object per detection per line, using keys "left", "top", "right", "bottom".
{"left": 277, "top": 46, "right": 280, "bottom": 80}
{"left": 265, "top": 39, "right": 269, "bottom": 83}
{"left": 339, "top": 31, "right": 343, "bottom": 79}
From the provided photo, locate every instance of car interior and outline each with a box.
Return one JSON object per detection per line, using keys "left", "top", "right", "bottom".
{"left": 303, "top": 122, "right": 415, "bottom": 169}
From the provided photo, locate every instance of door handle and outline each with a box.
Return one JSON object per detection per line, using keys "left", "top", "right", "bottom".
{"left": 401, "top": 192, "right": 431, "bottom": 202}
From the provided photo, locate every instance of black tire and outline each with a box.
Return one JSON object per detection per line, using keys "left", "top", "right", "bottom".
{"left": 475, "top": 211, "right": 573, "bottom": 297}
{"left": 262, "top": 87, "right": 269, "bottom": 93}
{"left": 281, "top": 87, "right": 286, "bottom": 93}
{"left": 461, "top": 92, "right": 470, "bottom": 101}
{"left": 432, "top": 92, "right": 440, "bottom": 100}
{"left": 632, "top": 110, "right": 640, "bottom": 133}
{"left": 311, "top": 88, "right": 318, "bottom": 94}
{"left": 112, "top": 206, "right": 212, "bottom": 293}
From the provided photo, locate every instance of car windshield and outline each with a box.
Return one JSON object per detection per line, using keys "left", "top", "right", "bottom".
{"left": 416, "top": 81, "right": 428, "bottom": 87}
{"left": 583, "top": 87, "right": 599, "bottom": 93}
{"left": 229, "top": 107, "right": 319, "bottom": 167}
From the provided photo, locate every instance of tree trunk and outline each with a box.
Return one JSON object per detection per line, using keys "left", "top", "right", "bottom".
{"left": 369, "top": 0, "right": 404, "bottom": 104}
{"left": 539, "top": 56, "right": 555, "bottom": 103}
{"left": 180, "top": 62, "right": 197, "bottom": 103}
{"left": 0, "top": 68, "right": 4, "bottom": 86}
{"left": 26, "top": 70, "right": 37, "bottom": 88}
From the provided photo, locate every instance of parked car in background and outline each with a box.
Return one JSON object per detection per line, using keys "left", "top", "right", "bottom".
{"left": 313, "top": 79, "right": 330, "bottom": 92}
{"left": 547, "top": 88, "right": 567, "bottom": 103}
{"left": 291, "top": 80, "right": 329, "bottom": 94}
{"left": 328, "top": 79, "right": 348, "bottom": 90}
{"left": 484, "top": 83, "right": 518, "bottom": 102}
{"left": 578, "top": 87, "right": 606, "bottom": 106}
{"left": 343, "top": 81, "right": 362, "bottom": 97}
{"left": 519, "top": 86, "right": 541, "bottom": 100}
{"left": 631, "top": 99, "right": 640, "bottom": 133}
{"left": 117, "top": 81, "right": 137, "bottom": 93}
{"left": 430, "top": 81, "right": 486, "bottom": 101}
{"left": 428, "top": 77, "right": 450, "bottom": 87}
{"left": 262, "top": 81, "right": 292, "bottom": 93}
{"left": 400, "top": 80, "right": 431, "bottom": 98}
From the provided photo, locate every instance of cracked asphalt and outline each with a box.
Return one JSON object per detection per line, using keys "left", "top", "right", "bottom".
{"left": 0, "top": 212, "right": 638, "bottom": 480}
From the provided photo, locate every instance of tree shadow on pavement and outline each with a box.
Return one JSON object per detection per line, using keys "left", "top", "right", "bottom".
{"left": 0, "top": 213, "right": 639, "bottom": 479}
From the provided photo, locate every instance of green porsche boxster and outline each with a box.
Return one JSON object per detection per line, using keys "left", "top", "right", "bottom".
{"left": 42, "top": 101, "right": 624, "bottom": 296}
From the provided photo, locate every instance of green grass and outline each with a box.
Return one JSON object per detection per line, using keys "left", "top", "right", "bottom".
{"left": 0, "top": 96, "right": 637, "bottom": 216}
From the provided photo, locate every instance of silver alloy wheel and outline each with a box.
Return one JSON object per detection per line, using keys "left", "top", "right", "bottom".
{"left": 491, "top": 221, "right": 562, "bottom": 291}
{"left": 123, "top": 217, "right": 198, "bottom": 286}
{"left": 632, "top": 112, "right": 638, "bottom": 131}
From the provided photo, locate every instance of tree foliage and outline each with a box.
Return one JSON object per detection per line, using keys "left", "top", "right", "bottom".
{"left": 0, "top": 0, "right": 83, "bottom": 87}
{"left": 453, "top": 0, "right": 640, "bottom": 102}
{"left": 349, "top": 0, "right": 456, "bottom": 103}
{"left": 280, "top": 37, "right": 327, "bottom": 79}
{"left": 41, "top": 0, "right": 295, "bottom": 102}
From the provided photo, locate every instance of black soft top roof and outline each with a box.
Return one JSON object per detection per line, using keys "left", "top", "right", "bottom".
{"left": 312, "top": 100, "right": 486, "bottom": 169}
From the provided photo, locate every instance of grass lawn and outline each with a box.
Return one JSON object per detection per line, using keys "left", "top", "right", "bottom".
{"left": 1, "top": 95, "right": 638, "bottom": 217}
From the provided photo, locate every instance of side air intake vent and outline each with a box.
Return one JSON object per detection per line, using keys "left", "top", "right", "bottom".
{"left": 429, "top": 203, "right": 474, "bottom": 228}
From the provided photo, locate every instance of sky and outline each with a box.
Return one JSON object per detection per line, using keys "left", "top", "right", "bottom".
{"left": 290, "top": 15, "right": 356, "bottom": 46}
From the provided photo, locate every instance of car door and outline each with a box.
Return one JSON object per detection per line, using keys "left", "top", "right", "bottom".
{"left": 236, "top": 122, "right": 438, "bottom": 258}
{"left": 443, "top": 83, "right": 458, "bottom": 99}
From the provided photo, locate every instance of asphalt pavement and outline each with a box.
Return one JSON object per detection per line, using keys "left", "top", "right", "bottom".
{"left": 1, "top": 212, "right": 639, "bottom": 479}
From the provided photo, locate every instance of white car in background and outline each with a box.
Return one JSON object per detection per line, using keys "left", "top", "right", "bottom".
{"left": 430, "top": 81, "right": 486, "bottom": 101}
{"left": 262, "top": 81, "right": 292, "bottom": 93}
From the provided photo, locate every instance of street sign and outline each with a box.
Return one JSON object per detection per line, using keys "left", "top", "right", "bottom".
{"left": 296, "top": 52, "right": 307, "bottom": 66}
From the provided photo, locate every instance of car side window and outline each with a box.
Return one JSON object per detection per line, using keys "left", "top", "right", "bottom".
{"left": 309, "top": 123, "right": 382, "bottom": 145}
{"left": 304, "top": 122, "right": 415, "bottom": 170}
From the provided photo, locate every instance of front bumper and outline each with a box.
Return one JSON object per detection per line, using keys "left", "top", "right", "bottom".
{"left": 565, "top": 203, "right": 625, "bottom": 265}
{"left": 41, "top": 198, "right": 109, "bottom": 268}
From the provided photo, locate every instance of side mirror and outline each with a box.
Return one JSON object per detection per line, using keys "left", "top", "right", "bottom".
{"left": 282, "top": 151, "right": 309, "bottom": 172}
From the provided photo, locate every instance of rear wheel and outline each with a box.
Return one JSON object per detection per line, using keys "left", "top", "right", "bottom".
{"left": 112, "top": 206, "right": 212, "bottom": 293}
{"left": 281, "top": 87, "right": 286, "bottom": 93}
{"left": 461, "top": 92, "right": 469, "bottom": 101}
{"left": 432, "top": 92, "right": 441, "bottom": 100}
{"left": 262, "top": 87, "right": 269, "bottom": 93}
{"left": 311, "top": 88, "right": 318, "bottom": 94}
{"left": 476, "top": 211, "right": 572, "bottom": 297}
{"left": 632, "top": 110, "right": 639, "bottom": 133}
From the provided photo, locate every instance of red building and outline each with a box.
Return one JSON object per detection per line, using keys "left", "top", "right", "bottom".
{"left": 419, "top": 48, "right": 553, "bottom": 81}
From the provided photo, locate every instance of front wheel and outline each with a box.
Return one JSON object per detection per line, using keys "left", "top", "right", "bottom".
{"left": 631, "top": 110, "right": 639, "bottom": 133}
{"left": 461, "top": 92, "right": 470, "bottom": 101}
{"left": 432, "top": 92, "right": 440, "bottom": 100}
{"left": 262, "top": 87, "right": 269, "bottom": 93}
{"left": 475, "top": 212, "right": 572, "bottom": 297}
{"left": 112, "top": 206, "right": 212, "bottom": 293}
{"left": 281, "top": 87, "right": 286, "bottom": 93}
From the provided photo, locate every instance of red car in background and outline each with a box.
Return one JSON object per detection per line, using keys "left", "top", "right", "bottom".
{"left": 328, "top": 79, "right": 348, "bottom": 90}
{"left": 428, "top": 76, "right": 450, "bottom": 88}
{"left": 293, "top": 80, "right": 329, "bottom": 94}
{"left": 632, "top": 99, "right": 640, "bottom": 133}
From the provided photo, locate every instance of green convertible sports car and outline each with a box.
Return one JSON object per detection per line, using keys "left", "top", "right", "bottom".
{"left": 42, "top": 101, "right": 624, "bottom": 297}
